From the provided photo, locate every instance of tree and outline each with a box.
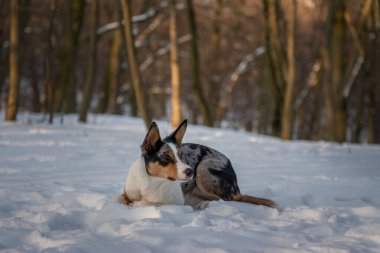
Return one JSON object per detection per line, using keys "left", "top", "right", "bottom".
{"left": 325, "top": 0, "right": 346, "bottom": 142}
{"left": 262, "top": 0, "right": 286, "bottom": 136}
{"left": 281, "top": 0, "right": 296, "bottom": 140}
{"left": 120, "top": 0, "right": 152, "bottom": 128}
{"left": 79, "top": 0, "right": 98, "bottom": 123}
{"left": 6, "top": 0, "right": 19, "bottom": 121}
{"left": 107, "top": 30, "right": 122, "bottom": 114}
{"left": 45, "top": 0, "right": 56, "bottom": 124}
{"left": 186, "top": 0, "right": 213, "bottom": 126}
{"left": 170, "top": 0, "right": 182, "bottom": 127}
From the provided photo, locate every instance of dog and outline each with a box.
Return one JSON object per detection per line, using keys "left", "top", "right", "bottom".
{"left": 121, "top": 119, "right": 276, "bottom": 210}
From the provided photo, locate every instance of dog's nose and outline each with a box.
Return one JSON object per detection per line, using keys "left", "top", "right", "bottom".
{"left": 184, "top": 168, "right": 194, "bottom": 177}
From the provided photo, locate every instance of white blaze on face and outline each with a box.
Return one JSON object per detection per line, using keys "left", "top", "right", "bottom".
{"left": 167, "top": 142, "right": 191, "bottom": 180}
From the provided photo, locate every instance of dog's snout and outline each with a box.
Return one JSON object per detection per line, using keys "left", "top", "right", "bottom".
{"left": 184, "top": 168, "right": 194, "bottom": 177}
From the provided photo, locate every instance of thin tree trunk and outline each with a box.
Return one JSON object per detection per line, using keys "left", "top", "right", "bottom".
{"left": 97, "top": 29, "right": 122, "bottom": 114}
{"left": 331, "top": 0, "right": 346, "bottom": 143}
{"left": 30, "top": 60, "right": 41, "bottom": 112}
{"left": 281, "top": 0, "right": 296, "bottom": 140}
{"left": 209, "top": 0, "right": 222, "bottom": 119}
{"left": 65, "top": 0, "right": 86, "bottom": 113}
{"left": 170, "top": 0, "right": 182, "bottom": 127}
{"left": 262, "top": 0, "right": 283, "bottom": 136}
{"left": 79, "top": 0, "right": 98, "bottom": 123}
{"left": 46, "top": 0, "right": 56, "bottom": 124}
{"left": 120, "top": 0, "right": 151, "bottom": 128}
{"left": 54, "top": 0, "right": 85, "bottom": 114}
{"left": 6, "top": 0, "right": 19, "bottom": 121}
{"left": 367, "top": 4, "right": 380, "bottom": 143}
{"left": 186, "top": 0, "right": 213, "bottom": 126}
{"left": 107, "top": 30, "right": 122, "bottom": 114}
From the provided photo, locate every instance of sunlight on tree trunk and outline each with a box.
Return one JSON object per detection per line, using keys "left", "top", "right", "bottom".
{"left": 329, "top": 0, "right": 346, "bottom": 143}
{"left": 120, "top": 0, "right": 152, "bottom": 128}
{"left": 170, "top": 0, "right": 182, "bottom": 128}
{"left": 281, "top": 0, "right": 296, "bottom": 140}
{"left": 6, "top": 0, "right": 19, "bottom": 121}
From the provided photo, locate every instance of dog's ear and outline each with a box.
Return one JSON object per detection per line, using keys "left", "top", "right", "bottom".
{"left": 169, "top": 119, "right": 187, "bottom": 145}
{"left": 142, "top": 122, "right": 161, "bottom": 153}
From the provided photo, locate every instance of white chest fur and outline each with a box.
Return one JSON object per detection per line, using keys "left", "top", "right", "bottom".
{"left": 124, "top": 158, "right": 185, "bottom": 205}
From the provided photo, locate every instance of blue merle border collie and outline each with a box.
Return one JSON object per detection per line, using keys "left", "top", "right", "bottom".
{"left": 121, "top": 119, "right": 276, "bottom": 210}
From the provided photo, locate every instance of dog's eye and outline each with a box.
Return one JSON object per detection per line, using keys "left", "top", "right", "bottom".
{"left": 161, "top": 155, "right": 173, "bottom": 164}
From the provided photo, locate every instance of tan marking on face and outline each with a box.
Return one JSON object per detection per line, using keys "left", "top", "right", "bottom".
{"left": 147, "top": 161, "right": 179, "bottom": 180}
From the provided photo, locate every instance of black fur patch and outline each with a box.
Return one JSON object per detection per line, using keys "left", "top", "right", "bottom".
{"left": 208, "top": 161, "right": 240, "bottom": 199}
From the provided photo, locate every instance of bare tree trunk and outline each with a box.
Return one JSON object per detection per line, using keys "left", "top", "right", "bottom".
{"left": 209, "top": 0, "right": 222, "bottom": 118}
{"left": 65, "top": 0, "right": 86, "bottom": 113}
{"left": 367, "top": 3, "right": 380, "bottom": 143}
{"left": 186, "top": 0, "right": 213, "bottom": 126}
{"left": 321, "top": 47, "right": 335, "bottom": 141}
{"left": 107, "top": 30, "right": 122, "bottom": 114}
{"left": 29, "top": 59, "right": 41, "bottom": 112}
{"left": 323, "top": 0, "right": 346, "bottom": 142}
{"left": 120, "top": 0, "right": 151, "bottom": 128}
{"left": 262, "top": 0, "right": 284, "bottom": 136}
{"left": 46, "top": 0, "right": 56, "bottom": 124}
{"left": 170, "top": 0, "right": 182, "bottom": 127}
{"left": 6, "top": 0, "right": 19, "bottom": 121}
{"left": 79, "top": 0, "right": 98, "bottom": 123}
{"left": 281, "top": 0, "right": 296, "bottom": 140}
{"left": 331, "top": 0, "right": 346, "bottom": 143}
{"left": 54, "top": 0, "right": 85, "bottom": 114}
{"left": 97, "top": 29, "right": 122, "bottom": 114}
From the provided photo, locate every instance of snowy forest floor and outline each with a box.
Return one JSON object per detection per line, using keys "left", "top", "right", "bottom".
{"left": 0, "top": 114, "right": 380, "bottom": 252}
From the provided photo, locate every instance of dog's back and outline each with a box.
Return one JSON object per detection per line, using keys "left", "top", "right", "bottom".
{"left": 180, "top": 143, "right": 276, "bottom": 209}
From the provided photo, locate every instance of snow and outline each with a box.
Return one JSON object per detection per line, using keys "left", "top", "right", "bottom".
{"left": 1, "top": 114, "right": 380, "bottom": 252}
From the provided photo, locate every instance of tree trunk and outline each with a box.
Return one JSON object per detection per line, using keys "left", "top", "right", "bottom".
{"left": 6, "top": 0, "right": 19, "bottom": 121}
{"left": 107, "top": 30, "right": 122, "bottom": 114}
{"left": 170, "top": 0, "right": 182, "bottom": 127}
{"left": 79, "top": 0, "right": 98, "bottom": 123}
{"left": 54, "top": 0, "right": 85, "bottom": 114}
{"left": 333, "top": 1, "right": 346, "bottom": 143}
{"left": 45, "top": 0, "right": 56, "bottom": 124}
{"left": 65, "top": 0, "right": 86, "bottom": 113}
{"left": 262, "top": 0, "right": 284, "bottom": 136}
{"left": 186, "top": 0, "right": 213, "bottom": 126}
{"left": 281, "top": 0, "right": 296, "bottom": 140}
{"left": 120, "top": 0, "right": 151, "bottom": 128}
{"left": 326, "top": 0, "right": 346, "bottom": 142}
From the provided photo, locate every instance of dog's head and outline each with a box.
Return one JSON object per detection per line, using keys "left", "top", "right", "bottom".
{"left": 141, "top": 119, "right": 193, "bottom": 181}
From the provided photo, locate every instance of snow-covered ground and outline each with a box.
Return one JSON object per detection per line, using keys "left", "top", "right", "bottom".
{"left": 1, "top": 114, "right": 380, "bottom": 253}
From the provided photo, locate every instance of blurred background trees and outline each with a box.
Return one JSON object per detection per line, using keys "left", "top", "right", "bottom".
{"left": 0, "top": 0, "right": 379, "bottom": 143}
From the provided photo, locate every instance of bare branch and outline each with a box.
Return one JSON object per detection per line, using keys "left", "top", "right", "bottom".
{"left": 294, "top": 59, "right": 321, "bottom": 109}
{"left": 135, "top": 14, "right": 164, "bottom": 47}
{"left": 139, "top": 34, "right": 191, "bottom": 72}
{"left": 343, "top": 11, "right": 366, "bottom": 98}
{"left": 217, "top": 47, "right": 265, "bottom": 122}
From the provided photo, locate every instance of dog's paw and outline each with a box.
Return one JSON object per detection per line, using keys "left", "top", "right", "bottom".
{"left": 194, "top": 201, "right": 209, "bottom": 210}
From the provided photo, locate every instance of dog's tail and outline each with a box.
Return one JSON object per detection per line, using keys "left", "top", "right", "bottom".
{"left": 234, "top": 194, "right": 277, "bottom": 209}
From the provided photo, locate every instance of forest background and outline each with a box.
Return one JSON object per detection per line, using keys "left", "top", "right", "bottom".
{"left": 1, "top": 0, "right": 379, "bottom": 143}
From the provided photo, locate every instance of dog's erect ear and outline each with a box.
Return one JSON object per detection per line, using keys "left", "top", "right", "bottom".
{"left": 169, "top": 119, "right": 187, "bottom": 145}
{"left": 142, "top": 122, "right": 161, "bottom": 153}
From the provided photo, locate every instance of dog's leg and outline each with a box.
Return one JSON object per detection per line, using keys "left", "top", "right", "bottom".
{"left": 117, "top": 192, "right": 132, "bottom": 205}
{"left": 194, "top": 159, "right": 277, "bottom": 209}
